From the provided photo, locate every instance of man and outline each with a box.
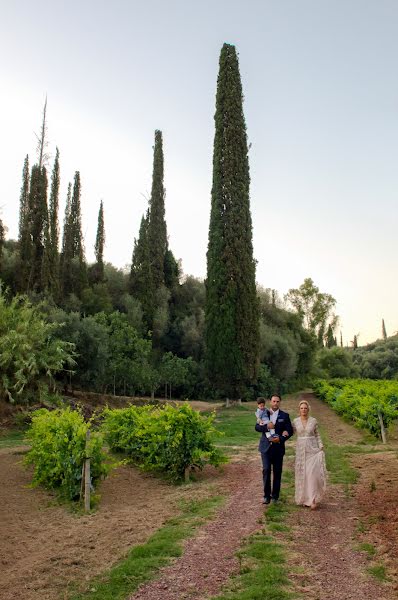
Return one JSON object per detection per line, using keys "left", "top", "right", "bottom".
{"left": 255, "top": 394, "right": 293, "bottom": 504}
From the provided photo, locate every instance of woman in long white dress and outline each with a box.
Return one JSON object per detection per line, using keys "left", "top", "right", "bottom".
{"left": 294, "top": 400, "right": 327, "bottom": 509}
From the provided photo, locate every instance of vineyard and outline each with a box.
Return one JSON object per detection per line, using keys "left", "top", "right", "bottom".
{"left": 313, "top": 378, "right": 398, "bottom": 437}
{"left": 24, "top": 403, "right": 226, "bottom": 508}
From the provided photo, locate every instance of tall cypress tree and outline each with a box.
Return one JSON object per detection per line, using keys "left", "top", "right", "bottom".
{"left": 93, "top": 200, "right": 105, "bottom": 283}
{"left": 18, "top": 155, "right": 31, "bottom": 290}
{"left": 47, "top": 147, "right": 60, "bottom": 295}
{"left": 0, "top": 218, "right": 5, "bottom": 275}
{"left": 130, "top": 211, "right": 153, "bottom": 326}
{"left": 27, "top": 164, "right": 49, "bottom": 292}
{"left": 205, "top": 43, "right": 259, "bottom": 399}
{"left": 382, "top": 318, "right": 387, "bottom": 340}
{"left": 60, "top": 173, "right": 86, "bottom": 296}
{"left": 60, "top": 182, "right": 72, "bottom": 295}
{"left": 147, "top": 130, "right": 167, "bottom": 290}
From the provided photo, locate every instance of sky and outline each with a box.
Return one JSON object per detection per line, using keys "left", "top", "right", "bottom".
{"left": 1, "top": 0, "right": 397, "bottom": 345}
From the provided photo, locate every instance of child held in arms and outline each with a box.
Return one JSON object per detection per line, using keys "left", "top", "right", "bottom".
{"left": 255, "top": 397, "right": 279, "bottom": 441}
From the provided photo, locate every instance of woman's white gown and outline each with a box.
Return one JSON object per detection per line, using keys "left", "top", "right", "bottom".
{"left": 294, "top": 416, "right": 327, "bottom": 506}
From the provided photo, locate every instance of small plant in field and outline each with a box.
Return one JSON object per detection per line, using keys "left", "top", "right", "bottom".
{"left": 25, "top": 407, "right": 109, "bottom": 501}
{"left": 370, "top": 480, "right": 376, "bottom": 492}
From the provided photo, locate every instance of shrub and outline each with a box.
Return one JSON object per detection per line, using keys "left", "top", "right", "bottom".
{"left": 25, "top": 407, "right": 109, "bottom": 501}
{"left": 102, "top": 403, "right": 227, "bottom": 481}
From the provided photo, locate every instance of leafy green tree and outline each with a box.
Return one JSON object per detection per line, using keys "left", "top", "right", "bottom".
{"left": 353, "top": 336, "right": 398, "bottom": 379}
{"left": 0, "top": 240, "right": 19, "bottom": 294}
{"left": 315, "top": 347, "right": 359, "bottom": 379}
{"left": 119, "top": 293, "right": 144, "bottom": 334}
{"left": 205, "top": 43, "right": 259, "bottom": 400}
{"left": 81, "top": 283, "right": 113, "bottom": 315}
{"left": 286, "top": 278, "right": 337, "bottom": 347}
{"left": 103, "top": 263, "right": 129, "bottom": 311}
{"left": 0, "top": 290, "right": 75, "bottom": 404}
{"left": 147, "top": 130, "right": 167, "bottom": 291}
{"left": 93, "top": 311, "right": 154, "bottom": 395}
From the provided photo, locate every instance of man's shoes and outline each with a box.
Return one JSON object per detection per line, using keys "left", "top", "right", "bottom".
{"left": 262, "top": 497, "right": 271, "bottom": 505}
{"left": 271, "top": 498, "right": 279, "bottom": 504}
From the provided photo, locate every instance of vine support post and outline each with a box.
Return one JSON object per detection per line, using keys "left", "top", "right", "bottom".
{"left": 377, "top": 411, "right": 387, "bottom": 444}
{"left": 84, "top": 429, "right": 91, "bottom": 512}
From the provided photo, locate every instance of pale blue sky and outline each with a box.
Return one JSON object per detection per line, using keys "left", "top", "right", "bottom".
{"left": 1, "top": 0, "right": 397, "bottom": 344}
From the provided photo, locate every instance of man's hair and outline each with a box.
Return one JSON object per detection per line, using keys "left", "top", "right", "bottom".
{"left": 256, "top": 396, "right": 266, "bottom": 404}
{"left": 270, "top": 393, "right": 282, "bottom": 401}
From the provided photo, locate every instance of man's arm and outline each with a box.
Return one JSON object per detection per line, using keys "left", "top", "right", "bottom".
{"left": 255, "top": 422, "right": 267, "bottom": 433}
{"left": 281, "top": 413, "right": 294, "bottom": 439}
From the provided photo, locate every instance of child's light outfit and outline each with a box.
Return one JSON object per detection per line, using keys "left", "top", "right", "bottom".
{"left": 255, "top": 408, "right": 276, "bottom": 439}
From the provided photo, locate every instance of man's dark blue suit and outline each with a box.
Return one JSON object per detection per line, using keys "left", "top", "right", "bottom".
{"left": 255, "top": 409, "right": 293, "bottom": 501}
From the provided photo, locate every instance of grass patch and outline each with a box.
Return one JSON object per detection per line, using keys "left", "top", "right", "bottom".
{"left": 0, "top": 429, "right": 28, "bottom": 449}
{"left": 317, "top": 425, "right": 359, "bottom": 486}
{"left": 213, "top": 405, "right": 258, "bottom": 448}
{"left": 357, "top": 542, "right": 376, "bottom": 557}
{"left": 367, "top": 564, "right": 388, "bottom": 581}
{"left": 68, "top": 495, "right": 224, "bottom": 600}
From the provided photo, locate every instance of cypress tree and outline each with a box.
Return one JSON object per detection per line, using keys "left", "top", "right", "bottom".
{"left": 47, "top": 147, "right": 60, "bottom": 295}
{"left": 60, "top": 173, "right": 86, "bottom": 297}
{"left": 340, "top": 331, "right": 343, "bottom": 347}
{"left": 205, "top": 43, "right": 259, "bottom": 399}
{"left": 164, "top": 247, "right": 180, "bottom": 290}
{"left": 27, "top": 164, "right": 49, "bottom": 292}
{"left": 93, "top": 200, "right": 105, "bottom": 283}
{"left": 147, "top": 130, "right": 167, "bottom": 290}
{"left": 36, "top": 96, "right": 49, "bottom": 169}
{"left": 0, "top": 218, "right": 5, "bottom": 274}
{"left": 382, "top": 318, "right": 387, "bottom": 340}
{"left": 18, "top": 155, "right": 31, "bottom": 290}
{"left": 130, "top": 211, "right": 153, "bottom": 326}
{"left": 325, "top": 324, "right": 336, "bottom": 348}
{"left": 60, "top": 183, "right": 72, "bottom": 295}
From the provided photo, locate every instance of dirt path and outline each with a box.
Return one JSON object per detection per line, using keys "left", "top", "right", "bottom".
{"left": 285, "top": 393, "right": 397, "bottom": 600}
{"left": 1, "top": 395, "right": 397, "bottom": 600}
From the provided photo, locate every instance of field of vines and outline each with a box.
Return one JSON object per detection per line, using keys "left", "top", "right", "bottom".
{"left": 25, "top": 403, "right": 226, "bottom": 506}
{"left": 313, "top": 378, "right": 398, "bottom": 437}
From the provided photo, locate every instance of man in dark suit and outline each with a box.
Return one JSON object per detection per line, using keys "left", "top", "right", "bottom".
{"left": 255, "top": 394, "right": 293, "bottom": 504}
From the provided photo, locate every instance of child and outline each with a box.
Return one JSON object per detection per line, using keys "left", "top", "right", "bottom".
{"left": 256, "top": 397, "right": 277, "bottom": 440}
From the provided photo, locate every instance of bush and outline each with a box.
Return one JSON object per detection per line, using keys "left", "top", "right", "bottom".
{"left": 102, "top": 403, "right": 227, "bottom": 481}
{"left": 25, "top": 407, "right": 109, "bottom": 501}
{"left": 0, "top": 291, "right": 75, "bottom": 404}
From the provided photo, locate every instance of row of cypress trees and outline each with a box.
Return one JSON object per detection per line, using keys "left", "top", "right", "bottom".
{"left": 2, "top": 43, "right": 262, "bottom": 400}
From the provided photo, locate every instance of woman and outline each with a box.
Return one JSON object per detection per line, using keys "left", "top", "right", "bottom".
{"left": 294, "top": 400, "right": 326, "bottom": 509}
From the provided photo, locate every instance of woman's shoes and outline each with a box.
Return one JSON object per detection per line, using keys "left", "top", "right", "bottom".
{"left": 310, "top": 501, "right": 317, "bottom": 510}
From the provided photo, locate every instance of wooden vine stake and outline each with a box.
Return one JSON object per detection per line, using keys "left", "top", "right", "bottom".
{"left": 184, "top": 466, "right": 190, "bottom": 483}
{"left": 377, "top": 411, "right": 387, "bottom": 444}
{"left": 84, "top": 429, "right": 91, "bottom": 511}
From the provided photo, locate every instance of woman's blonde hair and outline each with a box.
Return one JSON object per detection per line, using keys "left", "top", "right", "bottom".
{"left": 298, "top": 399, "right": 311, "bottom": 411}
